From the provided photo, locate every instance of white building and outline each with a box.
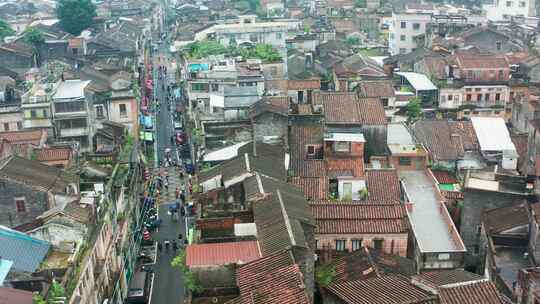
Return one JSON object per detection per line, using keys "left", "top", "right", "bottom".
{"left": 389, "top": 12, "right": 432, "bottom": 55}
{"left": 483, "top": 0, "right": 536, "bottom": 22}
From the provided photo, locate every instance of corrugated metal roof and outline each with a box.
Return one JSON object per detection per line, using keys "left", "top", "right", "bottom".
{"left": 0, "top": 226, "right": 50, "bottom": 273}
{"left": 471, "top": 117, "right": 515, "bottom": 152}
{"left": 186, "top": 241, "right": 261, "bottom": 267}
{"left": 395, "top": 72, "right": 438, "bottom": 91}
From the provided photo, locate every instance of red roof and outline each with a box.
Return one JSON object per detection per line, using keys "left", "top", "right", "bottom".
{"left": 0, "top": 130, "right": 45, "bottom": 145}
{"left": 290, "top": 176, "right": 328, "bottom": 200}
{"left": 439, "top": 281, "right": 504, "bottom": 304}
{"left": 310, "top": 203, "right": 408, "bottom": 234}
{"left": 431, "top": 170, "right": 458, "bottom": 184}
{"left": 455, "top": 54, "right": 509, "bottom": 70}
{"left": 227, "top": 250, "right": 310, "bottom": 304}
{"left": 366, "top": 169, "right": 401, "bottom": 203}
{"left": 36, "top": 147, "right": 72, "bottom": 162}
{"left": 185, "top": 241, "right": 261, "bottom": 267}
{"left": 0, "top": 287, "right": 33, "bottom": 304}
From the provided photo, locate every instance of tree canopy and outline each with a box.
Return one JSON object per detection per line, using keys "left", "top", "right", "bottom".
{"left": 0, "top": 19, "right": 14, "bottom": 41}
{"left": 186, "top": 40, "right": 282, "bottom": 62}
{"left": 56, "top": 0, "right": 96, "bottom": 35}
{"left": 23, "top": 27, "right": 45, "bottom": 47}
{"left": 406, "top": 96, "right": 422, "bottom": 123}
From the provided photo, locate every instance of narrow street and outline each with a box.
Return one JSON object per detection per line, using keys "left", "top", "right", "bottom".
{"left": 148, "top": 35, "right": 187, "bottom": 304}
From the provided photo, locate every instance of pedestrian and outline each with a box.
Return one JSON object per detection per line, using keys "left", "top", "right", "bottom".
{"left": 189, "top": 183, "right": 192, "bottom": 194}
{"left": 164, "top": 240, "right": 170, "bottom": 252}
{"left": 175, "top": 187, "right": 180, "bottom": 199}
{"left": 172, "top": 240, "right": 177, "bottom": 252}
{"left": 157, "top": 241, "right": 162, "bottom": 253}
{"left": 179, "top": 192, "right": 185, "bottom": 203}
{"left": 178, "top": 233, "right": 183, "bottom": 240}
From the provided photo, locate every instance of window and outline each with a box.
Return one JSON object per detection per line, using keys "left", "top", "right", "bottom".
{"left": 466, "top": 94, "right": 472, "bottom": 101}
{"left": 335, "top": 240, "right": 346, "bottom": 251}
{"left": 306, "top": 145, "right": 315, "bottom": 155}
{"left": 95, "top": 105, "right": 104, "bottom": 119}
{"left": 465, "top": 88, "right": 472, "bottom": 92}
{"left": 400, "top": 35, "right": 406, "bottom": 41}
{"left": 400, "top": 21, "right": 406, "bottom": 28}
{"left": 270, "top": 66, "right": 278, "bottom": 77}
{"left": 373, "top": 239, "right": 383, "bottom": 251}
{"left": 30, "top": 110, "right": 37, "bottom": 118}
{"left": 484, "top": 93, "right": 490, "bottom": 101}
{"left": 474, "top": 88, "right": 481, "bottom": 92}
{"left": 472, "top": 111, "right": 479, "bottom": 114}
{"left": 211, "top": 84, "right": 219, "bottom": 92}
{"left": 472, "top": 245, "right": 479, "bottom": 255}
{"left": 17, "top": 122, "right": 22, "bottom": 130}
{"left": 119, "top": 104, "right": 127, "bottom": 118}
{"left": 276, "top": 33, "right": 282, "bottom": 39}
{"left": 495, "top": 93, "right": 501, "bottom": 101}
{"left": 334, "top": 141, "right": 350, "bottom": 152}
{"left": 413, "top": 23, "right": 420, "bottom": 30}
{"left": 496, "top": 41, "right": 502, "bottom": 51}
{"left": 15, "top": 198, "right": 26, "bottom": 212}
{"left": 351, "top": 239, "right": 362, "bottom": 251}
{"left": 476, "top": 225, "right": 482, "bottom": 235}
{"left": 519, "top": 1, "right": 526, "bottom": 6}
{"left": 399, "top": 157, "right": 411, "bottom": 166}
{"left": 447, "top": 95, "right": 453, "bottom": 101}
{"left": 191, "top": 83, "right": 208, "bottom": 92}
{"left": 42, "top": 109, "right": 48, "bottom": 118}
{"left": 54, "top": 101, "right": 85, "bottom": 113}
{"left": 476, "top": 94, "right": 482, "bottom": 102}
{"left": 343, "top": 183, "right": 352, "bottom": 198}
{"left": 399, "top": 48, "right": 407, "bottom": 54}
{"left": 3, "top": 123, "right": 8, "bottom": 131}
{"left": 438, "top": 253, "right": 450, "bottom": 260}
{"left": 506, "top": 1, "right": 512, "bottom": 7}
{"left": 498, "top": 70, "right": 504, "bottom": 80}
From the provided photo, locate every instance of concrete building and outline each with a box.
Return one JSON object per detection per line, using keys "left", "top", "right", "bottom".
{"left": 51, "top": 80, "right": 94, "bottom": 153}
{"left": 389, "top": 12, "right": 431, "bottom": 55}
{"left": 483, "top": 0, "right": 536, "bottom": 22}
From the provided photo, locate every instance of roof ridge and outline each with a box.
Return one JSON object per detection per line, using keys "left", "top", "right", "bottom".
{"left": 277, "top": 190, "right": 296, "bottom": 247}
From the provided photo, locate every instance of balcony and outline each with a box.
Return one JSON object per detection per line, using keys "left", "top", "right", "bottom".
{"left": 23, "top": 119, "right": 53, "bottom": 129}
{"left": 53, "top": 110, "right": 87, "bottom": 118}
{"left": 59, "top": 127, "right": 89, "bottom": 137}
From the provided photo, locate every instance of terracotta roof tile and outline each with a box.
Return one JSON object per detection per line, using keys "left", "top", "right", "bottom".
{"left": 249, "top": 96, "right": 289, "bottom": 118}
{"left": 366, "top": 169, "right": 401, "bottom": 203}
{"left": 36, "top": 147, "right": 72, "bottom": 162}
{"left": 227, "top": 250, "right": 310, "bottom": 304}
{"left": 289, "top": 123, "right": 325, "bottom": 177}
{"left": 186, "top": 241, "right": 261, "bottom": 267}
{"left": 310, "top": 203, "right": 407, "bottom": 234}
{"left": 326, "top": 158, "right": 364, "bottom": 177}
{"left": 483, "top": 202, "right": 530, "bottom": 235}
{"left": 412, "top": 120, "right": 465, "bottom": 161}
{"left": 413, "top": 270, "right": 484, "bottom": 289}
{"left": 358, "top": 81, "right": 395, "bottom": 98}
{"left": 312, "top": 92, "right": 386, "bottom": 125}
{"left": 455, "top": 54, "right": 509, "bottom": 70}
{"left": 448, "top": 121, "right": 479, "bottom": 151}
{"left": 0, "top": 130, "right": 45, "bottom": 145}
{"left": 439, "top": 281, "right": 504, "bottom": 304}
{"left": 290, "top": 176, "right": 328, "bottom": 200}
{"left": 431, "top": 170, "right": 457, "bottom": 184}
{"left": 327, "top": 274, "right": 438, "bottom": 304}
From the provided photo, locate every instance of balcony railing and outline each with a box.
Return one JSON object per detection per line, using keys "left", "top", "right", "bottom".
{"left": 58, "top": 127, "right": 89, "bottom": 137}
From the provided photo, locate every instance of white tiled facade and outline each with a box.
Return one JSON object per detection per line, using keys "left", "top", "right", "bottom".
{"left": 389, "top": 13, "right": 431, "bottom": 56}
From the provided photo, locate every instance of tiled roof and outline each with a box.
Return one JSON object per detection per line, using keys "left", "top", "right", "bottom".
{"left": 412, "top": 120, "right": 464, "bottom": 161}
{"left": 413, "top": 270, "right": 484, "bottom": 289}
{"left": 455, "top": 54, "right": 509, "bottom": 69}
{"left": 0, "top": 155, "right": 69, "bottom": 192}
{"left": 227, "top": 250, "right": 310, "bottom": 304}
{"left": 249, "top": 96, "right": 289, "bottom": 117}
{"left": 312, "top": 92, "right": 386, "bottom": 125}
{"left": 366, "top": 169, "right": 401, "bottom": 203}
{"left": 0, "top": 226, "right": 50, "bottom": 273}
{"left": 289, "top": 176, "right": 329, "bottom": 200}
{"left": 331, "top": 247, "right": 416, "bottom": 284}
{"left": 333, "top": 54, "right": 387, "bottom": 78}
{"left": 448, "top": 121, "right": 478, "bottom": 151}
{"left": 311, "top": 203, "right": 407, "bottom": 234}
{"left": 358, "top": 81, "right": 395, "bottom": 98}
{"left": 483, "top": 202, "right": 530, "bottom": 235}
{"left": 439, "top": 281, "right": 504, "bottom": 304}
{"left": 36, "top": 147, "right": 72, "bottom": 162}
{"left": 0, "top": 287, "right": 33, "bottom": 304}
{"left": 431, "top": 170, "right": 457, "bottom": 184}
{"left": 0, "top": 130, "right": 45, "bottom": 145}
{"left": 326, "top": 158, "right": 364, "bottom": 177}
{"left": 186, "top": 241, "right": 261, "bottom": 267}
{"left": 327, "top": 274, "right": 438, "bottom": 304}
{"left": 289, "top": 123, "right": 325, "bottom": 177}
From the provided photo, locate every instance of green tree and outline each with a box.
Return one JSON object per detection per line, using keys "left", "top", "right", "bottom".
{"left": 315, "top": 263, "right": 336, "bottom": 287}
{"left": 346, "top": 37, "right": 360, "bottom": 46}
{"left": 0, "top": 19, "right": 14, "bottom": 41}
{"left": 406, "top": 96, "right": 422, "bottom": 122}
{"left": 23, "top": 27, "right": 45, "bottom": 47}
{"left": 171, "top": 252, "right": 202, "bottom": 293}
{"left": 56, "top": 0, "right": 96, "bottom": 35}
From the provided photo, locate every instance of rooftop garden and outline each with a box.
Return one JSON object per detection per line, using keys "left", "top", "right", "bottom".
{"left": 186, "top": 40, "right": 281, "bottom": 62}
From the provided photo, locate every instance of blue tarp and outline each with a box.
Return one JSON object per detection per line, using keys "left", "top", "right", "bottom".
{"left": 140, "top": 115, "right": 153, "bottom": 129}
{"left": 188, "top": 63, "right": 209, "bottom": 73}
